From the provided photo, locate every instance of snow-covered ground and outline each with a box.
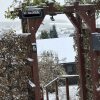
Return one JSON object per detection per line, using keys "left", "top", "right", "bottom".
{"left": 44, "top": 85, "right": 79, "bottom": 100}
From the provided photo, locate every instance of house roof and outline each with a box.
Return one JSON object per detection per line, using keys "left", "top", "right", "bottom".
{"left": 36, "top": 37, "right": 76, "bottom": 63}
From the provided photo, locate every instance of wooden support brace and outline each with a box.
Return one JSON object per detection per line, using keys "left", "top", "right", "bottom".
{"left": 75, "top": 10, "right": 96, "bottom": 32}
{"left": 66, "top": 13, "right": 80, "bottom": 30}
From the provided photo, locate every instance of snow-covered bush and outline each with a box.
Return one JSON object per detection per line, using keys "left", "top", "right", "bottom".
{"left": 38, "top": 51, "right": 66, "bottom": 92}
{"left": 0, "top": 30, "right": 32, "bottom": 100}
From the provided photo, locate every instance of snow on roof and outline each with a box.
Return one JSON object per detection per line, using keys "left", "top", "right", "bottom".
{"left": 36, "top": 37, "right": 76, "bottom": 63}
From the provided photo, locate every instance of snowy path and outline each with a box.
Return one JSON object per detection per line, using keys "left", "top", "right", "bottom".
{"left": 44, "top": 85, "right": 79, "bottom": 100}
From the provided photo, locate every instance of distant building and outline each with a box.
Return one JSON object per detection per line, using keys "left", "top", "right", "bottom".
{"left": 61, "top": 62, "right": 76, "bottom": 75}
{"left": 60, "top": 62, "right": 78, "bottom": 85}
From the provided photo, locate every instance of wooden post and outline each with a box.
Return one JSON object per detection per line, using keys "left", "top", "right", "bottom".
{"left": 55, "top": 80, "right": 59, "bottom": 100}
{"left": 27, "top": 18, "right": 44, "bottom": 100}
{"left": 46, "top": 87, "right": 49, "bottom": 100}
{"left": 66, "top": 12, "right": 87, "bottom": 100}
{"left": 66, "top": 78, "right": 69, "bottom": 100}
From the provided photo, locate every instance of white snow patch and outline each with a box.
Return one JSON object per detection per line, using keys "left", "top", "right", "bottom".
{"left": 96, "top": 86, "right": 100, "bottom": 91}
{"left": 28, "top": 80, "right": 36, "bottom": 88}
{"left": 27, "top": 58, "right": 34, "bottom": 62}
{"left": 44, "top": 85, "right": 79, "bottom": 100}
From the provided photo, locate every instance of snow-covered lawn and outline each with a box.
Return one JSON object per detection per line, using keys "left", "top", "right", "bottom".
{"left": 44, "top": 85, "right": 79, "bottom": 100}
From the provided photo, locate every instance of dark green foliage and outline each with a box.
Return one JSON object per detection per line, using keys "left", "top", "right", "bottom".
{"left": 40, "top": 25, "right": 58, "bottom": 39}
{"left": 74, "top": 29, "right": 94, "bottom": 100}
{"left": 40, "top": 30, "right": 49, "bottom": 39}
{"left": 49, "top": 25, "right": 58, "bottom": 38}
{"left": 5, "top": 0, "right": 100, "bottom": 19}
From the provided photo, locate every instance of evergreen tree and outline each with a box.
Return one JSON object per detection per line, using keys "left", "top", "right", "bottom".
{"left": 49, "top": 25, "right": 58, "bottom": 38}
{"left": 40, "top": 30, "right": 49, "bottom": 39}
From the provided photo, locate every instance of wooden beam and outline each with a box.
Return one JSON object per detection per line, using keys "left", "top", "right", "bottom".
{"left": 27, "top": 18, "right": 44, "bottom": 100}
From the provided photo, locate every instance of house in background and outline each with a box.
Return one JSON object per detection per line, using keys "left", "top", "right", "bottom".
{"left": 60, "top": 62, "right": 78, "bottom": 85}
{"left": 61, "top": 62, "right": 76, "bottom": 75}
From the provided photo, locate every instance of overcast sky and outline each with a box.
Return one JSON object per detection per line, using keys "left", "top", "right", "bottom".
{"left": 0, "top": 0, "right": 13, "bottom": 21}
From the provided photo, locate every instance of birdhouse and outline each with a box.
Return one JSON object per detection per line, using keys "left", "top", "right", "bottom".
{"left": 22, "top": 6, "right": 44, "bottom": 18}
{"left": 92, "top": 32, "right": 100, "bottom": 51}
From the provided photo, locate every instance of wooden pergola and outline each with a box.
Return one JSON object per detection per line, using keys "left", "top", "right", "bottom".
{"left": 15, "top": 1, "right": 100, "bottom": 100}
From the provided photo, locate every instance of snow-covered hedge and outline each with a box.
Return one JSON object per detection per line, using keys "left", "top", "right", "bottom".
{"left": 0, "top": 30, "right": 32, "bottom": 100}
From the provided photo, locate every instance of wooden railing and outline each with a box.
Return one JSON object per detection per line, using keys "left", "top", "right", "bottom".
{"left": 42, "top": 75, "right": 79, "bottom": 100}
